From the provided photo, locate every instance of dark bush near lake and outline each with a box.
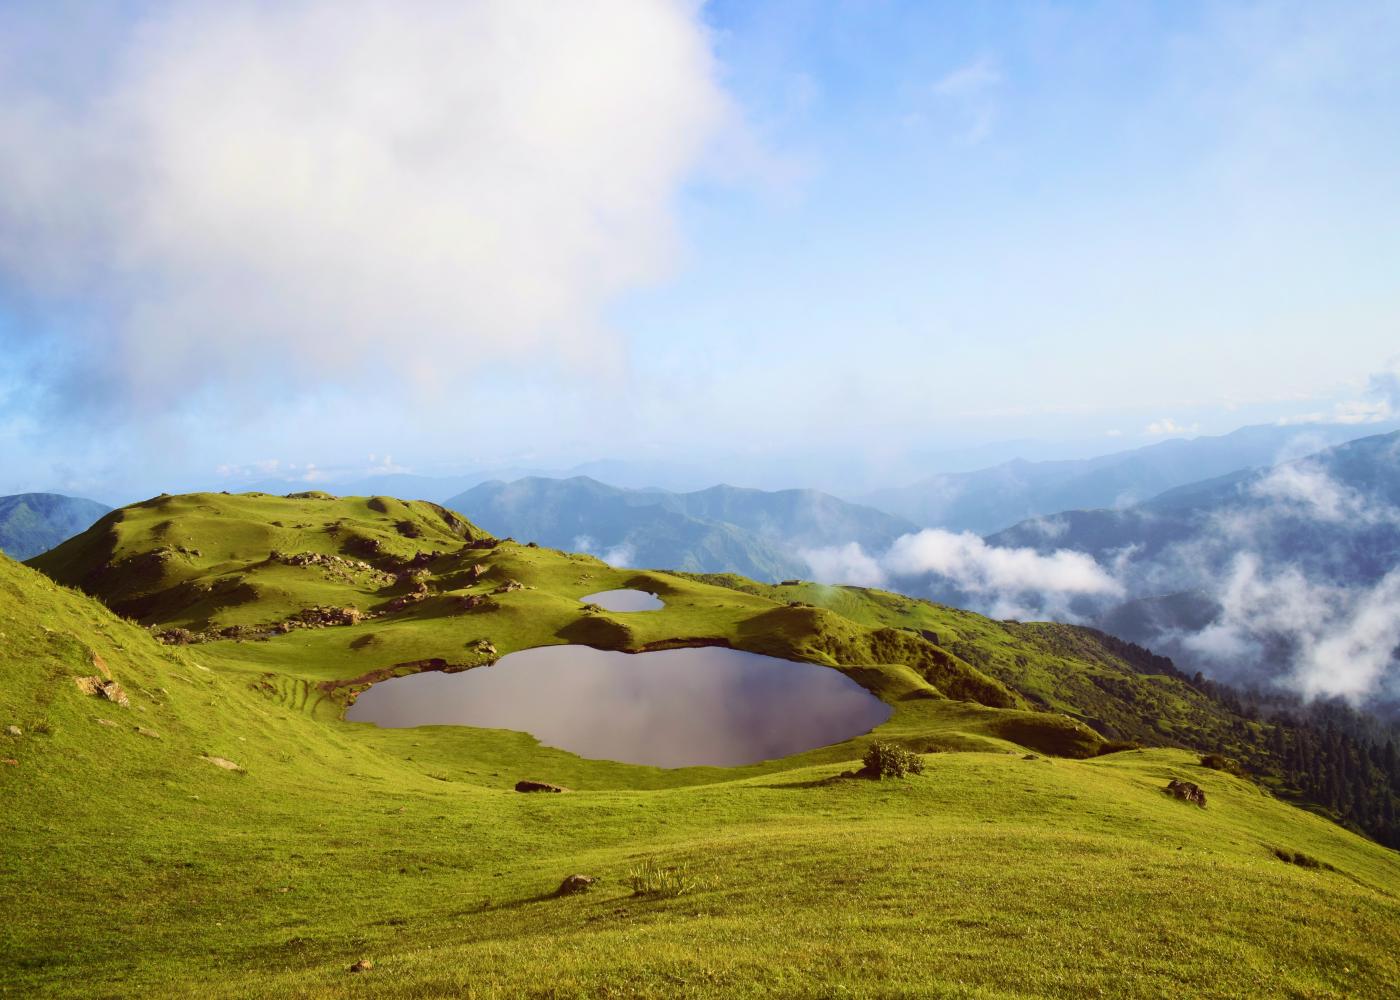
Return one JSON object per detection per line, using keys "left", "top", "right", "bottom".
{"left": 860, "top": 741, "right": 925, "bottom": 779}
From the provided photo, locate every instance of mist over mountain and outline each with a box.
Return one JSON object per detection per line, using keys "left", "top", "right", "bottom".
{"left": 861, "top": 421, "right": 1398, "bottom": 535}
{"left": 0, "top": 493, "right": 111, "bottom": 560}
{"left": 447, "top": 477, "right": 919, "bottom": 582}
{"left": 807, "top": 431, "right": 1400, "bottom": 712}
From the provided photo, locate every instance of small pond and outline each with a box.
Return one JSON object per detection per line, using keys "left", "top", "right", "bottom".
{"left": 579, "top": 588, "right": 664, "bottom": 612}
{"left": 344, "top": 645, "right": 891, "bottom": 767}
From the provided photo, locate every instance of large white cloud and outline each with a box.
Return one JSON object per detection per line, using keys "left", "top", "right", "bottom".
{"left": 0, "top": 0, "right": 728, "bottom": 401}
{"left": 802, "top": 529, "right": 1122, "bottom": 620}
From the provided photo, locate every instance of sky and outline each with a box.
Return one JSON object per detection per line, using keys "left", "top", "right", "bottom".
{"left": 2, "top": 0, "right": 1399, "bottom": 501}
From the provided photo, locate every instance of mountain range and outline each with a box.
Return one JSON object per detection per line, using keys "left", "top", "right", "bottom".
{"left": 862, "top": 420, "right": 1398, "bottom": 534}
{"left": 0, "top": 493, "right": 111, "bottom": 560}
{"left": 446, "top": 476, "right": 919, "bottom": 582}
{"left": 983, "top": 430, "right": 1400, "bottom": 705}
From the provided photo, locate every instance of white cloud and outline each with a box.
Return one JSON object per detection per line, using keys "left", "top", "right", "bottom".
{"left": 932, "top": 56, "right": 1001, "bottom": 99}
{"left": 928, "top": 55, "right": 1001, "bottom": 145}
{"left": 800, "top": 542, "right": 887, "bottom": 589}
{"left": 1144, "top": 418, "right": 1199, "bottom": 436}
{"left": 884, "top": 530, "right": 1122, "bottom": 599}
{"left": 600, "top": 543, "right": 636, "bottom": 569}
{"left": 802, "top": 529, "right": 1121, "bottom": 619}
{"left": 1249, "top": 459, "right": 1400, "bottom": 526}
{"left": 0, "top": 0, "right": 729, "bottom": 406}
{"left": 1183, "top": 554, "right": 1400, "bottom": 703}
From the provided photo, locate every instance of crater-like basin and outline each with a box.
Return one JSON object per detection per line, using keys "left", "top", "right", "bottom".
{"left": 344, "top": 645, "right": 891, "bottom": 767}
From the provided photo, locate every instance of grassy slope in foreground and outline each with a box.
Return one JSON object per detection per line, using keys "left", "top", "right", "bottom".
{"left": 3, "top": 493, "right": 1399, "bottom": 996}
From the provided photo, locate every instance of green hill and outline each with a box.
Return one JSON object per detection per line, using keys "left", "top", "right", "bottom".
{"left": 5, "top": 491, "right": 1399, "bottom": 997}
{"left": 0, "top": 492, "right": 111, "bottom": 560}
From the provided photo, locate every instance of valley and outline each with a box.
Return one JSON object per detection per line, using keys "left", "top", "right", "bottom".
{"left": 3, "top": 491, "right": 1398, "bottom": 996}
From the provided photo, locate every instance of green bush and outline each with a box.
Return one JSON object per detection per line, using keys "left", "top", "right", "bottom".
{"left": 1200, "top": 753, "right": 1242, "bottom": 775}
{"left": 861, "top": 741, "right": 925, "bottom": 779}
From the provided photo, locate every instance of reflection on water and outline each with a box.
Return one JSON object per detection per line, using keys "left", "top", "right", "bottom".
{"left": 578, "top": 588, "right": 664, "bottom": 611}
{"left": 344, "top": 645, "right": 891, "bottom": 767}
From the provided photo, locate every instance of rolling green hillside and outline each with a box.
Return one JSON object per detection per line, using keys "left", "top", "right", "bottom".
{"left": 6, "top": 491, "right": 1400, "bottom": 997}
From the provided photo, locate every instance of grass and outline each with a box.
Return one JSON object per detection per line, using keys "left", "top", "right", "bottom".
{"left": 627, "top": 858, "right": 702, "bottom": 898}
{"left": 3, "top": 492, "right": 1399, "bottom": 997}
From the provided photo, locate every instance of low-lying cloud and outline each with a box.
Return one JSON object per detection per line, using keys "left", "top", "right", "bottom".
{"left": 0, "top": 1, "right": 729, "bottom": 407}
{"left": 808, "top": 446, "right": 1400, "bottom": 707}
{"left": 802, "top": 529, "right": 1122, "bottom": 620}
{"left": 572, "top": 534, "right": 636, "bottom": 570}
{"left": 1184, "top": 555, "right": 1400, "bottom": 703}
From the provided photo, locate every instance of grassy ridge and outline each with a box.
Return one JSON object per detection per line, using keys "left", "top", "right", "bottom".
{"left": 5, "top": 492, "right": 1400, "bottom": 996}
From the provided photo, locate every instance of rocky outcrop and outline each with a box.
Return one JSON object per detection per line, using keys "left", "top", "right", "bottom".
{"left": 200, "top": 755, "right": 244, "bottom": 771}
{"left": 455, "top": 594, "right": 497, "bottom": 614}
{"left": 1165, "top": 778, "right": 1207, "bottom": 808}
{"left": 74, "top": 676, "right": 130, "bottom": 707}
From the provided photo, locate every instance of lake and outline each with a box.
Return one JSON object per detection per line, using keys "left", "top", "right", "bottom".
{"left": 578, "top": 588, "right": 664, "bottom": 611}
{"left": 344, "top": 644, "right": 890, "bottom": 767}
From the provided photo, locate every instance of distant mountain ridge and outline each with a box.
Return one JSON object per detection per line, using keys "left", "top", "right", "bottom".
{"left": 862, "top": 421, "right": 1399, "bottom": 534}
{"left": 982, "top": 430, "right": 1400, "bottom": 707}
{"left": 447, "top": 476, "right": 920, "bottom": 582}
{"left": 0, "top": 493, "right": 112, "bottom": 560}
{"left": 989, "top": 430, "right": 1400, "bottom": 581}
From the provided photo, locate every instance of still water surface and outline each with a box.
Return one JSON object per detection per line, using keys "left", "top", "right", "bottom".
{"left": 345, "top": 645, "right": 891, "bottom": 767}
{"left": 578, "top": 588, "right": 664, "bottom": 611}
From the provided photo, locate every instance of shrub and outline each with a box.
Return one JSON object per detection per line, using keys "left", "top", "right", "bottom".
{"left": 1095, "top": 740, "right": 1143, "bottom": 756}
{"left": 861, "top": 741, "right": 925, "bottom": 779}
{"left": 627, "top": 858, "right": 699, "bottom": 897}
{"left": 1200, "top": 753, "right": 1242, "bottom": 775}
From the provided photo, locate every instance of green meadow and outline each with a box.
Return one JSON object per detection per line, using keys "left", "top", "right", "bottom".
{"left": 3, "top": 493, "right": 1397, "bottom": 997}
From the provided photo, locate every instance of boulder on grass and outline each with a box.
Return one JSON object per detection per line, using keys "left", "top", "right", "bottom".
{"left": 515, "top": 780, "right": 569, "bottom": 793}
{"left": 1165, "top": 778, "right": 1207, "bottom": 808}
{"left": 74, "top": 676, "right": 130, "bottom": 708}
{"left": 555, "top": 874, "right": 596, "bottom": 896}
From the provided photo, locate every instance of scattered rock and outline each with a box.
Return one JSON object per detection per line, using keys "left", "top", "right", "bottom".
{"left": 134, "top": 726, "right": 161, "bottom": 740}
{"left": 456, "top": 594, "right": 496, "bottom": 613}
{"left": 349, "top": 959, "right": 374, "bottom": 973}
{"left": 201, "top": 756, "right": 244, "bottom": 771}
{"left": 1165, "top": 778, "right": 1207, "bottom": 808}
{"left": 1021, "top": 753, "right": 1038, "bottom": 760}
{"left": 468, "top": 563, "right": 489, "bottom": 580}
{"left": 95, "top": 718, "right": 119, "bottom": 728}
{"left": 516, "top": 780, "right": 570, "bottom": 793}
{"left": 153, "top": 627, "right": 200, "bottom": 646}
{"left": 291, "top": 605, "right": 366, "bottom": 627}
{"left": 5, "top": 725, "right": 20, "bottom": 737}
{"left": 75, "top": 676, "right": 130, "bottom": 708}
{"left": 1, "top": 758, "right": 16, "bottom": 767}
{"left": 492, "top": 579, "right": 525, "bottom": 595}
{"left": 474, "top": 639, "right": 499, "bottom": 658}
{"left": 555, "top": 874, "right": 597, "bottom": 896}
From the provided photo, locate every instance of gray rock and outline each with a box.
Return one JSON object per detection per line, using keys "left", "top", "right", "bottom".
{"left": 555, "top": 874, "right": 597, "bottom": 896}
{"left": 1165, "top": 778, "right": 1207, "bottom": 808}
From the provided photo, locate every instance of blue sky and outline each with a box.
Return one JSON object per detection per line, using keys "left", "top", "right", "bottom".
{"left": 1, "top": 0, "right": 1398, "bottom": 500}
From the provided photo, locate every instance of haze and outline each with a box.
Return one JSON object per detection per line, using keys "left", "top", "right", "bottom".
{"left": 2, "top": 0, "right": 1398, "bottom": 501}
